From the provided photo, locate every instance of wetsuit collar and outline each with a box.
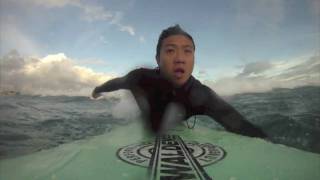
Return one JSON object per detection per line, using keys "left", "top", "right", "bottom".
{"left": 176, "top": 76, "right": 194, "bottom": 91}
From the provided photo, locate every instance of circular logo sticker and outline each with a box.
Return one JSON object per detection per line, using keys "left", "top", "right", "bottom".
{"left": 117, "top": 140, "right": 225, "bottom": 167}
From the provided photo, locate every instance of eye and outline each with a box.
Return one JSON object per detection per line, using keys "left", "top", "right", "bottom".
{"left": 166, "top": 49, "right": 175, "bottom": 54}
{"left": 184, "top": 49, "right": 193, "bottom": 54}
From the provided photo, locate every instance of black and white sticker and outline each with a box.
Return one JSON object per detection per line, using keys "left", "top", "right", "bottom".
{"left": 117, "top": 135, "right": 226, "bottom": 180}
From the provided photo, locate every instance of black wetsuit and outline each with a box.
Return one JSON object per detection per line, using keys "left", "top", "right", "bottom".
{"left": 94, "top": 68, "right": 267, "bottom": 138}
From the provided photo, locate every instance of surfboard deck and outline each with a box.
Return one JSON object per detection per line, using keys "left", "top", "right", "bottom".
{"left": 1, "top": 121, "right": 319, "bottom": 180}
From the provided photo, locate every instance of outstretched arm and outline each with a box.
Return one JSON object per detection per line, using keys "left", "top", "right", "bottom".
{"left": 92, "top": 69, "right": 140, "bottom": 98}
{"left": 93, "top": 77, "right": 128, "bottom": 93}
{"left": 203, "top": 86, "right": 267, "bottom": 138}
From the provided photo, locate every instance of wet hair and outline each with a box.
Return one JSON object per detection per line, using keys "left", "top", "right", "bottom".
{"left": 156, "top": 24, "right": 195, "bottom": 59}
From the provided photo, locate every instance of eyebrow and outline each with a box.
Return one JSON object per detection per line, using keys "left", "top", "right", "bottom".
{"left": 164, "top": 44, "right": 194, "bottom": 49}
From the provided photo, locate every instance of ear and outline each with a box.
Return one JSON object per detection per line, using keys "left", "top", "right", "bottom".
{"left": 156, "top": 55, "right": 160, "bottom": 65}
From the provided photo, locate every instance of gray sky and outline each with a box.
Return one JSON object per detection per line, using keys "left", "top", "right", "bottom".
{"left": 0, "top": 0, "right": 319, "bottom": 96}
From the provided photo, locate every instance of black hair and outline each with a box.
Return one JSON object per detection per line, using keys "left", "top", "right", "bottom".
{"left": 156, "top": 24, "right": 195, "bottom": 59}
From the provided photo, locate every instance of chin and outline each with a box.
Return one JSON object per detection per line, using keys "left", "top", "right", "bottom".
{"left": 172, "top": 79, "right": 187, "bottom": 87}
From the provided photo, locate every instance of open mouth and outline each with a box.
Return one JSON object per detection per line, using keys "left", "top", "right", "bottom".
{"left": 173, "top": 68, "right": 185, "bottom": 78}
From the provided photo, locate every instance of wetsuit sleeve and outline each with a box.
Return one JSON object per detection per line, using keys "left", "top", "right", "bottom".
{"left": 203, "top": 86, "right": 267, "bottom": 138}
{"left": 93, "top": 69, "right": 140, "bottom": 94}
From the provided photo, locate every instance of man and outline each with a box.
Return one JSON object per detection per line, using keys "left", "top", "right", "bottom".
{"left": 92, "top": 25, "right": 267, "bottom": 138}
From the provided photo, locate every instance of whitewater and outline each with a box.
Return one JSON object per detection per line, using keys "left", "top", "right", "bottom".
{"left": 0, "top": 86, "right": 319, "bottom": 159}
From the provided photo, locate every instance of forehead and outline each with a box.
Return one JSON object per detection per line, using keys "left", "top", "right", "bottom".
{"left": 162, "top": 35, "right": 194, "bottom": 48}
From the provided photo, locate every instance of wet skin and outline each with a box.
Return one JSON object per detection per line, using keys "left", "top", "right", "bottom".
{"left": 156, "top": 35, "right": 195, "bottom": 87}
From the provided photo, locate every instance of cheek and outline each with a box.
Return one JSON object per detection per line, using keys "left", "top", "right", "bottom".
{"left": 160, "top": 58, "right": 173, "bottom": 70}
{"left": 187, "top": 58, "right": 195, "bottom": 71}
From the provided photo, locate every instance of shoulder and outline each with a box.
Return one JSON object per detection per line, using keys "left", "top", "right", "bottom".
{"left": 125, "top": 68, "right": 157, "bottom": 79}
{"left": 127, "top": 68, "right": 156, "bottom": 77}
{"left": 125, "top": 68, "right": 158, "bottom": 86}
{"left": 188, "top": 77, "right": 217, "bottom": 106}
{"left": 189, "top": 76, "right": 214, "bottom": 95}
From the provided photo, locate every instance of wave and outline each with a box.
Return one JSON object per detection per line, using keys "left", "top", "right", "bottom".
{"left": 0, "top": 85, "right": 319, "bottom": 159}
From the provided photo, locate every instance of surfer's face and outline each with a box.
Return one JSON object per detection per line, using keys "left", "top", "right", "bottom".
{"left": 157, "top": 35, "right": 195, "bottom": 87}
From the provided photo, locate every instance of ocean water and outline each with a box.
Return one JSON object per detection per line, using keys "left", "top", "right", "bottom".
{"left": 0, "top": 86, "right": 319, "bottom": 159}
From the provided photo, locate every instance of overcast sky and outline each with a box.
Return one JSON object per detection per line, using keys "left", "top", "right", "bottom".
{"left": 0, "top": 0, "right": 319, "bottom": 96}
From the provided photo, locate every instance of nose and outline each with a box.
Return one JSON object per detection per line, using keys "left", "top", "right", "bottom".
{"left": 173, "top": 49, "right": 185, "bottom": 64}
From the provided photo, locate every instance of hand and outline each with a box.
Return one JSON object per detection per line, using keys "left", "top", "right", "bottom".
{"left": 91, "top": 87, "right": 102, "bottom": 99}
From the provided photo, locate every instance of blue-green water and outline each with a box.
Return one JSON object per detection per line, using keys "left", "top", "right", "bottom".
{"left": 0, "top": 86, "right": 319, "bottom": 159}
